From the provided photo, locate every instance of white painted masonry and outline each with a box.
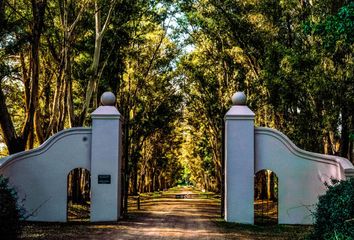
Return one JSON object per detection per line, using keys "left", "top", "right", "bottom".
{"left": 90, "top": 92, "right": 121, "bottom": 222}
{"left": 0, "top": 91, "right": 352, "bottom": 224}
{"left": 225, "top": 92, "right": 354, "bottom": 224}
{"left": 0, "top": 92, "right": 122, "bottom": 222}
{"left": 225, "top": 92, "right": 255, "bottom": 224}
{"left": 0, "top": 128, "right": 92, "bottom": 222}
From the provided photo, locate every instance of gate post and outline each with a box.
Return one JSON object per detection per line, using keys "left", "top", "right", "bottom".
{"left": 224, "top": 92, "right": 255, "bottom": 224}
{"left": 90, "top": 92, "right": 121, "bottom": 222}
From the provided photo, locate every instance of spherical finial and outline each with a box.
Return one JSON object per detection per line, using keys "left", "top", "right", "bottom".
{"left": 232, "top": 92, "right": 247, "bottom": 105}
{"left": 100, "top": 92, "right": 116, "bottom": 106}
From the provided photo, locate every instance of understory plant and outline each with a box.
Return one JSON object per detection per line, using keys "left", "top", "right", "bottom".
{"left": 310, "top": 178, "right": 354, "bottom": 240}
{"left": 0, "top": 175, "right": 23, "bottom": 239}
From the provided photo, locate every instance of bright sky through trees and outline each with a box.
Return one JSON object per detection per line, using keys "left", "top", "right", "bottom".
{"left": 0, "top": 0, "right": 353, "bottom": 199}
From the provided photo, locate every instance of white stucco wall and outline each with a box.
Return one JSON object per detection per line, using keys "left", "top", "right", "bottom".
{"left": 255, "top": 127, "right": 349, "bottom": 224}
{"left": 224, "top": 92, "right": 354, "bottom": 225}
{"left": 0, "top": 128, "right": 92, "bottom": 222}
{"left": 90, "top": 105, "right": 121, "bottom": 222}
{"left": 225, "top": 106, "right": 255, "bottom": 224}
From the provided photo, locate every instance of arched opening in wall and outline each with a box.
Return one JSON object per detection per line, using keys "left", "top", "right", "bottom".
{"left": 67, "top": 168, "right": 91, "bottom": 222}
{"left": 254, "top": 169, "right": 278, "bottom": 225}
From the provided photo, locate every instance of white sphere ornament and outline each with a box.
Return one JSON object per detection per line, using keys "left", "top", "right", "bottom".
{"left": 232, "top": 92, "right": 247, "bottom": 105}
{"left": 100, "top": 92, "right": 116, "bottom": 106}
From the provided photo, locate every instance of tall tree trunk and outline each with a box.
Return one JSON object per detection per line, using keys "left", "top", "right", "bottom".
{"left": 63, "top": 0, "right": 74, "bottom": 127}
{"left": 23, "top": 0, "right": 47, "bottom": 147}
{"left": 0, "top": 0, "right": 46, "bottom": 154}
{"left": 45, "top": 63, "right": 63, "bottom": 137}
{"left": 0, "top": 84, "right": 25, "bottom": 153}
{"left": 266, "top": 170, "right": 271, "bottom": 200}
{"left": 80, "top": 0, "right": 116, "bottom": 124}
{"left": 0, "top": 0, "right": 4, "bottom": 23}
{"left": 270, "top": 172, "right": 277, "bottom": 201}
{"left": 64, "top": 26, "right": 74, "bottom": 127}
{"left": 132, "top": 157, "right": 138, "bottom": 195}
{"left": 260, "top": 171, "right": 267, "bottom": 200}
{"left": 122, "top": 117, "right": 130, "bottom": 215}
{"left": 35, "top": 111, "right": 44, "bottom": 144}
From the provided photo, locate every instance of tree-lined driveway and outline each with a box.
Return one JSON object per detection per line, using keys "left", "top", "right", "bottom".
{"left": 21, "top": 188, "right": 311, "bottom": 240}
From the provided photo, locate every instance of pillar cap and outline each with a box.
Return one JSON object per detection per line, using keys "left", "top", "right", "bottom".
{"left": 91, "top": 92, "right": 120, "bottom": 118}
{"left": 225, "top": 91, "right": 254, "bottom": 120}
{"left": 101, "top": 92, "right": 116, "bottom": 106}
{"left": 232, "top": 92, "right": 247, "bottom": 105}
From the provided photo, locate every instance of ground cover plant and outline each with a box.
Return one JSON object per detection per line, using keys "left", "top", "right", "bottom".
{"left": 0, "top": 175, "right": 23, "bottom": 239}
{"left": 310, "top": 178, "right": 354, "bottom": 240}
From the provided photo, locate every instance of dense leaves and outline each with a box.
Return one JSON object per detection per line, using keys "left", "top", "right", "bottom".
{"left": 0, "top": 175, "right": 23, "bottom": 238}
{"left": 0, "top": 0, "right": 184, "bottom": 213}
{"left": 175, "top": 0, "right": 354, "bottom": 191}
{"left": 0, "top": 0, "right": 353, "bottom": 208}
{"left": 311, "top": 178, "right": 354, "bottom": 240}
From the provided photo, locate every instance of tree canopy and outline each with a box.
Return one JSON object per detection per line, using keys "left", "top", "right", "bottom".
{"left": 1, "top": 0, "right": 353, "bottom": 211}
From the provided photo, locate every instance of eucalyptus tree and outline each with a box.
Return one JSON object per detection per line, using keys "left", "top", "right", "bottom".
{"left": 80, "top": 0, "right": 117, "bottom": 124}
{"left": 306, "top": 1, "right": 354, "bottom": 160}
{"left": 175, "top": 0, "right": 354, "bottom": 192}
{"left": 114, "top": 3, "right": 183, "bottom": 210}
{"left": 178, "top": 0, "right": 353, "bottom": 159}
{"left": 0, "top": 0, "right": 47, "bottom": 153}
{"left": 0, "top": 0, "right": 140, "bottom": 153}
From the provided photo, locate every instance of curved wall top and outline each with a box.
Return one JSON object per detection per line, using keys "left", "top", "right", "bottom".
{"left": 0, "top": 92, "right": 122, "bottom": 223}
{"left": 0, "top": 128, "right": 92, "bottom": 169}
{"left": 255, "top": 127, "right": 354, "bottom": 224}
{"left": 255, "top": 127, "right": 352, "bottom": 176}
{"left": 0, "top": 127, "right": 92, "bottom": 222}
{"left": 224, "top": 92, "right": 354, "bottom": 225}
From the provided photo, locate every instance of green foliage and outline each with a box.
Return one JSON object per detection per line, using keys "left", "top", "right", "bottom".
{"left": 310, "top": 178, "right": 354, "bottom": 240}
{"left": 176, "top": 0, "right": 354, "bottom": 166}
{"left": 350, "top": 133, "right": 354, "bottom": 141}
{"left": 1, "top": 0, "right": 354, "bottom": 203}
{"left": 310, "top": 2, "right": 354, "bottom": 48}
{"left": 0, "top": 175, "right": 23, "bottom": 239}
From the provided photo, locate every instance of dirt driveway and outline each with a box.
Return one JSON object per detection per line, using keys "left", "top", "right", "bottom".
{"left": 20, "top": 188, "right": 311, "bottom": 240}
{"left": 108, "top": 192, "right": 223, "bottom": 239}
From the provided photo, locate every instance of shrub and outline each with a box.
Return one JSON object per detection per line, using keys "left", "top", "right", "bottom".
{"left": 0, "top": 175, "right": 22, "bottom": 239}
{"left": 310, "top": 178, "right": 354, "bottom": 240}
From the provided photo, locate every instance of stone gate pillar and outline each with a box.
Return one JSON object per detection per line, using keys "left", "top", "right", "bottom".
{"left": 224, "top": 92, "right": 255, "bottom": 224}
{"left": 90, "top": 92, "right": 121, "bottom": 222}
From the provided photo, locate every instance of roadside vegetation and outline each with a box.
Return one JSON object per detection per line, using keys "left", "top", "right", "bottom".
{"left": 0, "top": 175, "right": 23, "bottom": 239}
{"left": 1, "top": 0, "right": 353, "bottom": 238}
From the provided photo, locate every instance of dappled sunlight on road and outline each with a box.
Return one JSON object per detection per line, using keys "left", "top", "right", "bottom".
{"left": 83, "top": 187, "right": 224, "bottom": 239}
{"left": 20, "top": 187, "right": 312, "bottom": 240}
{"left": 88, "top": 226, "right": 225, "bottom": 239}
